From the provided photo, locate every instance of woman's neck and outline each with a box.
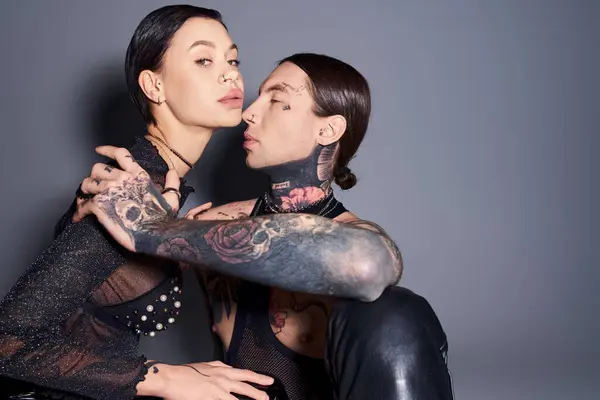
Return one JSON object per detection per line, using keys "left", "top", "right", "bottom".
{"left": 146, "top": 123, "right": 213, "bottom": 177}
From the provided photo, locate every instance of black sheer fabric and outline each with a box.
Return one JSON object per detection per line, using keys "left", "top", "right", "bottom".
{"left": 225, "top": 284, "right": 334, "bottom": 400}
{"left": 224, "top": 197, "right": 348, "bottom": 400}
{"left": 0, "top": 136, "right": 194, "bottom": 400}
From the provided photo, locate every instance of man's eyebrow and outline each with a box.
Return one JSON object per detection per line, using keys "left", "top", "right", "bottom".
{"left": 258, "top": 81, "right": 293, "bottom": 95}
{"left": 189, "top": 40, "right": 238, "bottom": 52}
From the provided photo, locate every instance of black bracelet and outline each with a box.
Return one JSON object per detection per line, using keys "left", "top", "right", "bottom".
{"left": 161, "top": 187, "right": 181, "bottom": 199}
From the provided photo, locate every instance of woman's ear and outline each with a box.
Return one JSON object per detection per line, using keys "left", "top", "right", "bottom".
{"left": 138, "top": 70, "right": 165, "bottom": 104}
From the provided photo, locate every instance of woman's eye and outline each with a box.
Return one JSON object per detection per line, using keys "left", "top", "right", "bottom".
{"left": 195, "top": 58, "right": 212, "bottom": 66}
{"left": 229, "top": 59, "right": 241, "bottom": 67}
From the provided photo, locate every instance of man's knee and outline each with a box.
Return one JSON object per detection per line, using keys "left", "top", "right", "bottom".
{"left": 329, "top": 285, "right": 447, "bottom": 351}
{"left": 326, "top": 286, "right": 454, "bottom": 399}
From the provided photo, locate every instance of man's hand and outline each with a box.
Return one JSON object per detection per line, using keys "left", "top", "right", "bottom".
{"left": 73, "top": 146, "right": 181, "bottom": 252}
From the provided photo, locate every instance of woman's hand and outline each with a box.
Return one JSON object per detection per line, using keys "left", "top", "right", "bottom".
{"left": 142, "top": 361, "right": 273, "bottom": 400}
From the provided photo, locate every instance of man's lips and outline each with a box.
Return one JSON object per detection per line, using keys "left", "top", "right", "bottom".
{"left": 243, "top": 130, "right": 258, "bottom": 148}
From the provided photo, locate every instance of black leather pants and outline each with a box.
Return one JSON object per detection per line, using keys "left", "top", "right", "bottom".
{"left": 325, "top": 286, "right": 455, "bottom": 400}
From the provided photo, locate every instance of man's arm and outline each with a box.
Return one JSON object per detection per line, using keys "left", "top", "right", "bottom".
{"left": 78, "top": 147, "right": 403, "bottom": 302}
{"left": 140, "top": 212, "right": 401, "bottom": 302}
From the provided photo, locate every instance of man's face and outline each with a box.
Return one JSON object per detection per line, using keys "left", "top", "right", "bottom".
{"left": 241, "top": 62, "right": 321, "bottom": 169}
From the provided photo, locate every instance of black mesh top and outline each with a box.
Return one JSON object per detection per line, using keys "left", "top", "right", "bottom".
{"left": 224, "top": 196, "right": 348, "bottom": 400}
{"left": 0, "top": 136, "right": 194, "bottom": 400}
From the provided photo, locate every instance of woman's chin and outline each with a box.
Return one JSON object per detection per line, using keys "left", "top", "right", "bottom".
{"left": 214, "top": 113, "right": 244, "bottom": 129}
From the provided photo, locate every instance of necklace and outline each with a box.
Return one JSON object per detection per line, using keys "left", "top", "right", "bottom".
{"left": 147, "top": 134, "right": 194, "bottom": 169}
{"left": 260, "top": 190, "right": 338, "bottom": 217}
{"left": 147, "top": 135, "right": 176, "bottom": 170}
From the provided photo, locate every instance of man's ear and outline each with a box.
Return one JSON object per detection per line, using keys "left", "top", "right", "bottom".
{"left": 316, "top": 115, "right": 347, "bottom": 146}
{"left": 138, "top": 70, "right": 165, "bottom": 104}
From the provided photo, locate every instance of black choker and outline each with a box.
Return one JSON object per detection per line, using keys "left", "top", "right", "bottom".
{"left": 254, "top": 191, "right": 341, "bottom": 217}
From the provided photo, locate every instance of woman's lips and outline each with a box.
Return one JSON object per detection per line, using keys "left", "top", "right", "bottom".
{"left": 218, "top": 88, "right": 244, "bottom": 109}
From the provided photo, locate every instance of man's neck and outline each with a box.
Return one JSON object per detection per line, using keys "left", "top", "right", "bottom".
{"left": 146, "top": 122, "right": 213, "bottom": 177}
{"left": 261, "top": 143, "right": 338, "bottom": 211}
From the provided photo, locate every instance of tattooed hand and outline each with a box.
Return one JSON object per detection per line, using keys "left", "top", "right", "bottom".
{"left": 73, "top": 146, "right": 181, "bottom": 252}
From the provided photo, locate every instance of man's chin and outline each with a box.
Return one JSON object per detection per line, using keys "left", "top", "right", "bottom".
{"left": 245, "top": 154, "right": 269, "bottom": 171}
{"left": 245, "top": 156, "right": 258, "bottom": 170}
{"left": 246, "top": 156, "right": 290, "bottom": 173}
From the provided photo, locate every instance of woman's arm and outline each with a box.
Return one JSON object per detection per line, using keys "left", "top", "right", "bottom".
{"left": 0, "top": 215, "right": 150, "bottom": 400}
{"left": 0, "top": 210, "right": 272, "bottom": 400}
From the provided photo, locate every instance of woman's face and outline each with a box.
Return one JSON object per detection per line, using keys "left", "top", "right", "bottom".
{"left": 154, "top": 18, "right": 244, "bottom": 129}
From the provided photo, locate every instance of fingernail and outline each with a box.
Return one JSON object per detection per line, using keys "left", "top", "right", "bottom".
{"left": 263, "top": 376, "right": 274, "bottom": 385}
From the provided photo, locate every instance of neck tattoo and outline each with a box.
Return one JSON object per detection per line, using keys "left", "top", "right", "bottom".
{"left": 259, "top": 143, "right": 338, "bottom": 212}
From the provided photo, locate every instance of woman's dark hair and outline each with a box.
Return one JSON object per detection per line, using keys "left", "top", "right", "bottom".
{"left": 125, "top": 5, "right": 227, "bottom": 125}
{"left": 278, "top": 53, "right": 371, "bottom": 190}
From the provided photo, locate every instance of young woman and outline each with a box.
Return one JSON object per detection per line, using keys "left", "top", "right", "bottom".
{"left": 0, "top": 5, "right": 273, "bottom": 400}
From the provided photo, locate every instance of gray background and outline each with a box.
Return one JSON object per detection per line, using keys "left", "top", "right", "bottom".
{"left": 0, "top": 1, "right": 597, "bottom": 399}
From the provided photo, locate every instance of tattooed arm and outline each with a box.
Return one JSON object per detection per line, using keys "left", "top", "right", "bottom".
{"left": 133, "top": 214, "right": 397, "bottom": 301}
{"left": 76, "top": 148, "right": 402, "bottom": 302}
{"left": 100, "top": 199, "right": 400, "bottom": 301}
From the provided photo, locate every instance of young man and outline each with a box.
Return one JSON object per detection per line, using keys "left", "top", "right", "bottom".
{"left": 76, "top": 53, "right": 454, "bottom": 399}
